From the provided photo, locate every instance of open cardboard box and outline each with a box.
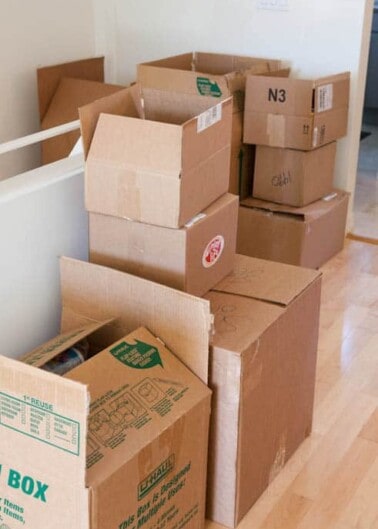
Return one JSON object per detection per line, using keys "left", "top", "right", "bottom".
{"left": 79, "top": 84, "right": 233, "bottom": 228}
{"left": 205, "top": 254, "right": 322, "bottom": 527}
{"left": 137, "top": 52, "right": 285, "bottom": 198}
{"left": 89, "top": 193, "right": 238, "bottom": 297}
{"left": 0, "top": 258, "right": 213, "bottom": 529}
{"left": 37, "top": 57, "right": 124, "bottom": 164}
{"left": 244, "top": 71, "right": 350, "bottom": 150}
{"left": 237, "top": 189, "right": 349, "bottom": 268}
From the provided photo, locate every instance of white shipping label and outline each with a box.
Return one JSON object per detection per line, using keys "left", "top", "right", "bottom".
{"left": 312, "top": 127, "right": 319, "bottom": 148}
{"left": 317, "top": 83, "right": 333, "bottom": 112}
{"left": 197, "top": 103, "right": 222, "bottom": 133}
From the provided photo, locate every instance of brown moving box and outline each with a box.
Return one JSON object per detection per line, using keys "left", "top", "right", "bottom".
{"left": 204, "top": 254, "right": 321, "bottom": 527}
{"left": 80, "top": 84, "right": 233, "bottom": 228}
{"left": 253, "top": 142, "right": 337, "bottom": 207}
{"left": 237, "top": 190, "right": 349, "bottom": 268}
{"left": 244, "top": 72, "right": 350, "bottom": 149}
{"left": 137, "top": 52, "right": 283, "bottom": 197}
{"left": 0, "top": 258, "right": 213, "bottom": 529}
{"left": 1, "top": 325, "right": 211, "bottom": 529}
{"left": 89, "top": 193, "right": 239, "bottom": 297}
{"left": 37, "top": 57, "right": 124, "bottom": 164}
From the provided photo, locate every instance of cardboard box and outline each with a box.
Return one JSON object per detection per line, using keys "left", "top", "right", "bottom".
{"left": 0, "top": 325, "right": 211, "bottom": 529}
{"left": 237, "top": 190, "right": 349, "bottom": 268}
{"left": 204, "top": 254, "right": 321, "bottom": 527}
{"left": 244, "top": 72, "right": 350, "bottom": 149}
{"left": 89, "top": 193, "right": 239, "bottom": 297}
{"left": 0, "top": 258, "right": 213, "bottom": 529}
{"left": 253, "top": 142, "right": 337, "bottom": 207}
{"left": 137, "top": 52, "right": 283, "bottom": 110}
{"left": 137, "top": 52, "right": 284, "bottom": 198}
{"left": 37, "top": 57, "right": 124, "bottom": 164}
{"left": 79, "top": 84, "right": 233, "bottom": 228}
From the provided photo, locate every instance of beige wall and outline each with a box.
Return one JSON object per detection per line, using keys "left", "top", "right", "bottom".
{"left": 0, "top": 0, "right": 96, "bottom": 179}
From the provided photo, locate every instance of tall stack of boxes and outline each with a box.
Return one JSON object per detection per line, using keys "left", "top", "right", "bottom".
{"left": 239, "top": 71, "right": 351, "bottom": 268}
{"left": 80, "top": 83, "right": 239, "bottom": 296}
{"left": 76, "top": 52, "right": 323, "bottom": 529}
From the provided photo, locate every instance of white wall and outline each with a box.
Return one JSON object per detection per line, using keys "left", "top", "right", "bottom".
{"left": 0, "top": 0, "right": 96, "bottom": 179}
{"left": 94, "top": 0, "right": 374, "bottom": 230}
{"left": 0, "top": 156, "right": 88, "bottom": 358}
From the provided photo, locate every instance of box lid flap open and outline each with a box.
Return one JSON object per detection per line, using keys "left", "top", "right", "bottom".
{"left": 60, "top": 258, "right": 212, "bottom": 384}
{"left": 79, "top": 84, "right": 143, "bottom": 158}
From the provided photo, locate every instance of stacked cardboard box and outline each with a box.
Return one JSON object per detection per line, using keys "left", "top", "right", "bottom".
{"left": 79, "top": 83, "right": 239, "bottom": 296}
{"left": 137, "top": 52, "right": 284, "bottom": 198}
{"left": 206, "top": 254, "right": 321, "bottom": 527}
{"left": 239, "top": 71, "right": 351, "bottom": 268}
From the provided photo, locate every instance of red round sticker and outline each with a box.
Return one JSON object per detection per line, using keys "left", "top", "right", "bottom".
{"left": 202, "top": 235, "right": 225, "bottom": 268}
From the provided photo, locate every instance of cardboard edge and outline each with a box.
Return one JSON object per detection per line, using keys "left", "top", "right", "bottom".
{"left": 37, "top": 56, "right": 105, "bottom": 122}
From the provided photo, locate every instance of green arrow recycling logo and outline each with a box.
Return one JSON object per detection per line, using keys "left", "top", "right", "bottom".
{"left": 110, "top": 340, "right": 163, "bottom": 369}
{"left": 196, "top": 77, "right": 222, "bottom": 97}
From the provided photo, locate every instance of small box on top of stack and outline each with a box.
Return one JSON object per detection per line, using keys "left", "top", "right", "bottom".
{"left": 238, "top": 70, "right": 351, "bottom": 268}
{"left": 137, "top": 51, "right": 285, "bottom": 198}
{"left": 79, "top": 83, "right": 238, "bottom": 296}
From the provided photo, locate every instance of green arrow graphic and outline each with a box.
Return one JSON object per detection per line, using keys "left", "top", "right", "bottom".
{"left": 110, "top": 340, "right": 163, "bottom": 369}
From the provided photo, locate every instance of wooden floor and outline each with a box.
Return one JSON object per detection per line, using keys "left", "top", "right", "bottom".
{"left": 207, "top": 239, "right": 378, "bottom": 529}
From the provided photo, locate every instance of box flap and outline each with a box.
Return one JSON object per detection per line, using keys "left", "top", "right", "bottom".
{"left": 20, "top": 318, "right": 113, "bottom": 368}
{"left": 65, "top": 327, "right": 211, "bottom": 486}
{"left": 240, "top": 190, "right": 349, "bottom": 221}
{"left": 88, "top": 112, "right": 183, "bottom": 177}
{"left": 59, "top": 258, "right": 212, "bottom": 383}
{"left": 314, "top": 72, "right": 350, "bottom": 113}
{"left": 37, "top": 56, "right": 105, "bottom": 122}
{"left": 143, "top": 86, "right": 228, "bottom": 125}
{"left": 79, "top": 84, "right": 143, "bottom": 158}
{"left": 194, "top": 52, "right": 282, "bottom": 76}
{"left": 40, "top": 77, "right": 124, "bottom": 164}
{"left": 212, "top": 254, "right": 320, "bottom": 306}
{"left": 140, "top": 52, "right": 194, "bottom": 70}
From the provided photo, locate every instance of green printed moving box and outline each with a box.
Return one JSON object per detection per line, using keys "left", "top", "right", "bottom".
{"left": 0, "top": 257, "right": 213, "bottom": 529}
{"left": 0, "top": 327, "right": 211, "bottom": 529}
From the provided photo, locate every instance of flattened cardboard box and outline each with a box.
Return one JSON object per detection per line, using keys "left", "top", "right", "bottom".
{"left": 79, "top": 84, "right": 233, "bottom": 228}
{"left": 244, "top": 72, "right": 350, "bottom": 149}
{"left": 137, "top": 52, "right": 284, "bottom": 198}
{"left": 89, "top": 193, "right": 238, "bottom": 297}
{"left": 40, "top": 78, "right": 123, "bottom": 164}
{"left": 237, "top": 190, "right": 349, "bottom": 269}
{"left": 253, "top": 142, "right": 336, "bottom": 207}
{"left": 0, "top": 326, "right": 211, "bottom": 529}
{"left": 37, "top": 57, "right": 124, "bottom": 164}
{"left": 204, "top": 254, "right": 321, "bottom": 527}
